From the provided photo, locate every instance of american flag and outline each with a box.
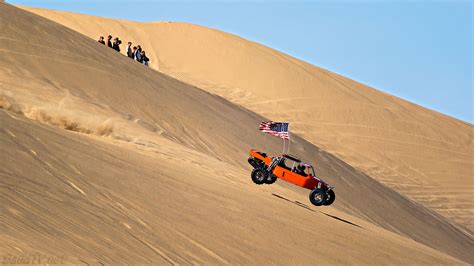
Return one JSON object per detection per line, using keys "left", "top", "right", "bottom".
{"left": 259, "top": 121, "right": 290, "bottom": 140}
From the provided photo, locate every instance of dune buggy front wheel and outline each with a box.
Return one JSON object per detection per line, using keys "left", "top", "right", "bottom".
{"left": 309, "top": 188, "right": 327, "bottom": 206}
{"left": 251, "top": 168, "right": 267, "bottom": 185}
{"left": 324, "top": 190, "right": 336, "bottom": 206}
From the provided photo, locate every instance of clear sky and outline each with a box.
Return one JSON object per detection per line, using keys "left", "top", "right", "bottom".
{"left": 9, "top": 0, "right": 473, "bottom": 123}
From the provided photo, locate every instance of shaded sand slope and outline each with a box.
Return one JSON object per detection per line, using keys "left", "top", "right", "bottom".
{"left": 0, "top": 3, "right": 472, "bottom": 263}
{"left": 22, "top": 6, "right": 474, "bottom": 230}
{"left": 1, "top": 111, "right": 465, "bottom": 264}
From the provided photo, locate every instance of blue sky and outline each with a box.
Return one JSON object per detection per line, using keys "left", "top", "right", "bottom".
{"left": 10, "top": 0, "right": 473, "bottom": 123}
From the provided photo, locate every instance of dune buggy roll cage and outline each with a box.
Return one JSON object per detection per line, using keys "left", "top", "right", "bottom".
{"left": 268, "top": 155, "right": 316, "bottom": 177}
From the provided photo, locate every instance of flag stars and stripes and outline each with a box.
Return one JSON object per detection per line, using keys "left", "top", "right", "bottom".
{"left": 259, "top": 121, "right": 290, "bottom": 140}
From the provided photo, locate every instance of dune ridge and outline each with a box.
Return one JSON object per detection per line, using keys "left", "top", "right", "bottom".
{"left": 0, "top": 3, "right": 472, "bottom": 264}
{"left": 21, "top": 6, "right": 473, "bottom": 231}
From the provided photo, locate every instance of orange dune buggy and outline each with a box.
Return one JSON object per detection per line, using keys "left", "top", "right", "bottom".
{"left": 248, "top": 149, "right": 335, "bottom": 206}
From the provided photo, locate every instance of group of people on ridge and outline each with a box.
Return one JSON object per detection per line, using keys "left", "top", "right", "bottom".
{"left": 98, "top": 35, "right": 150, "bottom": 66}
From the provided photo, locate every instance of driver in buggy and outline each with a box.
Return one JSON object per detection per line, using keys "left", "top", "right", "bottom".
{"left": 294, "top": 164, "right": 308, "bottom": 177}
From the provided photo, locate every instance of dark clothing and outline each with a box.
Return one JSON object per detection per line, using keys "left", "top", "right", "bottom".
{"left": 142, "top": 55, "right": 149, "bottom": 66}
{"left": 127, "top": 46, "right": 134, "bottom": 58}
{"left": 296, "top": 170, "right": 307, "bottom": 176}
{"left": 293, "top": 165, "right": 307, "bottom": 176}
{"left": 107, "top": 40, "right": 112, "bottom": 48}
{"left": 113, "top": 42, "right": 120, "bottom": 52}
{"left": 135, "top": 49, "right": 142, "bottom": 62}
{"left": 98, "top": 40, "right": 105, "bottom": 45}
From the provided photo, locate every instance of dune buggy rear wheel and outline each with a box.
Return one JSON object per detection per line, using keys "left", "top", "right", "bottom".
{"left": 265, "top": 174, "right": 277, "bottom": 184}
{"left": 324, "top": 190, "right": 336, "bottom": 206}
{"left": 309, "top": 188, "right": 327, "bottom": 206}
{"left": 251, "top": 168, "right": 267, "bottom": 185}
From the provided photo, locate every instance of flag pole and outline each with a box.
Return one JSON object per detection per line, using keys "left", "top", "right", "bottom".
{"left": 287, "top": 124, "right": 291, "bottom": 154}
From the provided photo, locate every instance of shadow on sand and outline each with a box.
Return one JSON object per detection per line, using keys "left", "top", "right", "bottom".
{"left": 271, "top": 193, "right": 363, "bottom": 229}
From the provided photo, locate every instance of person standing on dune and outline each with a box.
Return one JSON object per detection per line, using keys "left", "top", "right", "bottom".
{"left": 112, "top": 37, "right": 121, "bottom": 52}
{"left": 107, "top": 35, "right": 113, "bottom": 48}
{"left": 98, "top": 36, "right": 105, "bottom": 45}
{"left": 141, "top": 51, "right": 149, "bottom": 66}
{"left": 134, "top": 45, "right": 142, "bottom": 62}
{"left": 126, "top": 42, "right": 133, "bottom": 58}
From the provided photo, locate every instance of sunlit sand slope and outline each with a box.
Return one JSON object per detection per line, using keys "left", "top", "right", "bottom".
{"left": 22, "top": 6, "right": 473, "bottom": 231}
{"left": 0, "top": 3, "right": 472, "bottom": 263}
{"left": 1, "top": 110, "right": 466, "bottom": 264}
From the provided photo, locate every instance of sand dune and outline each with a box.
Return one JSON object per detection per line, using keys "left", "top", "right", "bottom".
{"left": 1, "top": 109, "right": 465, "bottom": 264}
{"left": 0, "top": 3, "right": 472, "bottom": 264}
{"left": 21, "top": 6, "right": 473, "bottom": 231}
